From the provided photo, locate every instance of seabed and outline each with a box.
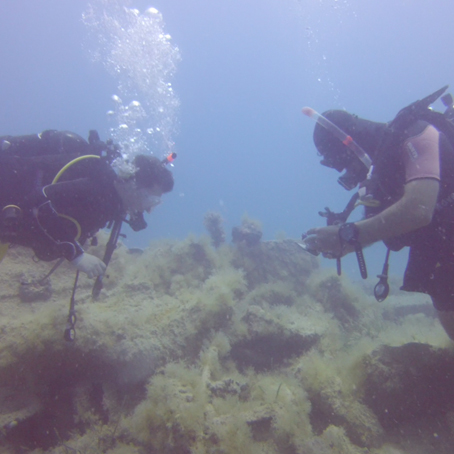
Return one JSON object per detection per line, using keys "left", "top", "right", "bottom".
{"left": 0, "top": 218, "right": 452, "bottom": 454}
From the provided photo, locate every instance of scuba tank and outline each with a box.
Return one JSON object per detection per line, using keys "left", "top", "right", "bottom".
{"left": 0, "top": 130, "right": 90, "bottom": 158}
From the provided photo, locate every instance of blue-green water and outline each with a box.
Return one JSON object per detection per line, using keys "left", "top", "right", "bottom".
{"left": 0, "top": 2, "right": 453, "bottom": 451}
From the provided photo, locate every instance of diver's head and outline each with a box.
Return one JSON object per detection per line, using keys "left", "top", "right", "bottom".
{"left": 133, "top": 154, "right": 174, "bottom": 193}
{"left": 313, "top": 110, "right": 385, "bottom": 190}
{"left": 115, "top": 154, "right": 174, "bottom": 214}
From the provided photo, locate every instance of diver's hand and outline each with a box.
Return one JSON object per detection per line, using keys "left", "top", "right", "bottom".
{"left": 303, "top": 225, "right": 354, "bottom": 259}
{"left": 70, "top": 253, "right": 106, "bottom": 278}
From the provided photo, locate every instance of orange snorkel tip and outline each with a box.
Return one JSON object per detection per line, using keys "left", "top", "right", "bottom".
{"left": 162, "top": 152, "right": 177, "bottom": 165}
{"left": 302, "top": 107, "right": 316, "bottom": 117}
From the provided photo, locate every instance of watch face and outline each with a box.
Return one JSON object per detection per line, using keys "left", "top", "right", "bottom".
{"left": 339, "top": 223, "right": 358, "bottom": 244}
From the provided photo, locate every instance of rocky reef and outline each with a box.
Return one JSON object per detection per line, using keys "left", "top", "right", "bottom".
{"left": 0, "top": 225, "right": 451, "bottom": 454}
{"left": 203, "top": 212, "right": 226, "bottom": 248}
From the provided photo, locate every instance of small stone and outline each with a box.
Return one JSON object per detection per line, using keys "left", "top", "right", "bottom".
{"left": 19, "top": 273, "right": 52, "bottom": 303}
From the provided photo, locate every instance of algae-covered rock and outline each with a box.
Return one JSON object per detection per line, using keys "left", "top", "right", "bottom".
{"left": 232, "top": 217, "right": 263, "bottom": 246}
{"left": 309, "top": 376, "right": 384, "bottom": 448}
{"left": 232, "top": 239, "right": 318, "bottom": 293}
{"left": 382, "top": 302, "right": 435, "bottom": 321}
{"left": 299, "top": 425, "right": 368, "bottom": 454}
{"left": 204, "top": 210, "right": 226, "bottom": 248}
{"left": 19, "top": 272, "right": 53, "bottom": 303}
{"left": 230, "top": 304, "right": 321, "bottom": 372}
{"left": 362, "top": 343, "right": 454, "bottom": 429}
{"left": 124, "top": 352, "right": 313, "bottom": 454}
{"left": 0, "top": 386, "right": 41, "bottom": 429}
{"left": 0, "top": 229, "right": 450, "bottom": 454}
{"left": 361, "top": 343, "right": 454, "bottom": 454}
{"left": 308, "top": 274, "right": 361, "bottom": 328}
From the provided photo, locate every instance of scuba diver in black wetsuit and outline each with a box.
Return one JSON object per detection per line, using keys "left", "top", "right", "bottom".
{"left": 0, "top": 129, "right": 175, "bottom": 278}
{"left": 301, "top": 86, "right": 454, "bottom": 341}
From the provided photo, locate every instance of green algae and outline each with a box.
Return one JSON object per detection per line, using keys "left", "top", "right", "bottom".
{"left": 0, "top": 228, "right": 450, "bottom": 454}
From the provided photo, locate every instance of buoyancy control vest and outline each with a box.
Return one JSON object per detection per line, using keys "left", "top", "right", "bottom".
{"left": 0, "top": 129, "right": 123, "bottom": 201}
{"left": 0, "top": 130, "right": 121, "bottom": 261}
{"left": 362, "top": 86, "right": 454, "bottom": 250}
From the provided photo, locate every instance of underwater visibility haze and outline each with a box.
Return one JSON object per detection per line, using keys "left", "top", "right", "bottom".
{"left": 0, "top": 0, "right": 454, "bottom": 452}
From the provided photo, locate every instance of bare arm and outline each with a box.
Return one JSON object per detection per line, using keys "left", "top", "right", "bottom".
{"left": 304, "top": 178, "right": 439, "bottom": 257}
{"left": 304, "top": 123, "right": 441, "bottom": 258}
{"left": 357, "top": 178, "right": 439, "bottom": 245}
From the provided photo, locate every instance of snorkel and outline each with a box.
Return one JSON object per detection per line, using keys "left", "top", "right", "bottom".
{"left": 302, "top": 107, "right": 373, "bottom": 190}
{"left": 302, "top": 107, "right": 373, "bottom": 170}
{"left": 161, "top": 151, "right": 177, "bottom": 166}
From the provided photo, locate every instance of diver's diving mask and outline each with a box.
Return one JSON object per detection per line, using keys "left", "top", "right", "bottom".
{"left": 303, "top": 107, "right": 373, "bottom": 190}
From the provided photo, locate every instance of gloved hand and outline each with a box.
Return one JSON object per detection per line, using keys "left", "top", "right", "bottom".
{"left": 70, "top": 253, "right": 106, "bottom": 278}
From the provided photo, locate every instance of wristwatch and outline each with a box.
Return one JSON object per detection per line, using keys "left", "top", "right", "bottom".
{"left": 338, "top": 223, "right": 368, "bottom": 279}
{"left": 338, "top": 222, "right": 361, "bottom": 246}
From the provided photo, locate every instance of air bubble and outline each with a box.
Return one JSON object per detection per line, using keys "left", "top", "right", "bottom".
{"left": 83, "top": 1, "right": 180, "bottom": 159}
